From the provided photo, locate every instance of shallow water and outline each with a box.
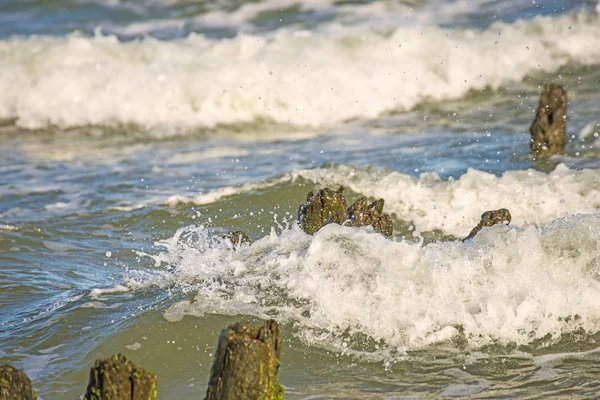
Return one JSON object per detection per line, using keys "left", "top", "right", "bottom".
{"left": 2, "top": 0, "right": 600, "bottom": 399}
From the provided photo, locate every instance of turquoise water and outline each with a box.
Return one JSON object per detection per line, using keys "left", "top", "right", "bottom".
{"left": 2, "top": 1, "right": 600, "bottom": 398}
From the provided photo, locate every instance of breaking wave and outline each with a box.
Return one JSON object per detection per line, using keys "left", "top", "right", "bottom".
{"left": 1, "top": 11, "right": 599, "bottom": 132}
{"left": 132, "top": 213, "right": 600, "bottom": 358}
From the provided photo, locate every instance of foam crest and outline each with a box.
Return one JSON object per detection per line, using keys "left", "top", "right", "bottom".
{"left": 296, "top": 163, "right": 600, "bottom": 237}
{"left": 1, "top": 12, "right": 599, "bottom": 131}
{"left": 149, "top": 214, "right": 600, "bottom": 356}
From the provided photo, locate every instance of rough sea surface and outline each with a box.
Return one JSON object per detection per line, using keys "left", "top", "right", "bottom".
{"left": 2, "top": 0, "right": 600, "bottom": 398}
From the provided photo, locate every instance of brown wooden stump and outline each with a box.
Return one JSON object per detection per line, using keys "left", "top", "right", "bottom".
{"left": 0, "top": 364, "right": 37, "bottom": 400}
{"left": 530, "top": 84, "right": 567, "bottom": 155}
{"left": 222, "top": 231, "right": 252, "bottom": 247}
{"left": 347, "top": 197, "right": 393, "bottom": 236}
{"left": 463, "top": 208, "right": 512, "bottom": 242}
{"left": 205, "top": 320, "right": 283, "bottom": 400}
{"left": 84, "top": 354, "right": 157, "bottom": 400}
{"left": 298, "top": 187, "right": 348, "bottom": 235}
{"left": 298, "top": 187, "right": 393, "bottom": 236}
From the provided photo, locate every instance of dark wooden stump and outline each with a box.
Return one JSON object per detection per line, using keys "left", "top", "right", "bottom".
{"left": 84, "top": 354, "right": 157, "bottom": 400}
{"left": 205, "top": 320, "right": 283, "bottom": 400}
{"left": 463, "top": 208, "right": 511, "bottom": 242}
{"left": 0, "top": 364, "right": 37, "bottom": 400}
{"left": 298, "top": 188, "right": 393, "bottom": 236}
{"left": 222, "top": 231, "right": 252, "bottom": 247}
{"left": 298, "top": 187, "right": 348, "bottom": 235}
{"left": 530, "top": 84, "right": 567, "bottom": 155}
{"left": 347, "top": 197, "right": 393, "bottom": 236}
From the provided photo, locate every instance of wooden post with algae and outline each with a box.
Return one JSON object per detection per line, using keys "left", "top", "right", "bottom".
{"left": 530, "top": 84, "right": 567, "bottom": 155}
{"left": 462, "top": 208, "right": 512, "bottom": 242}
{"left": 0, "top": 364, "right": 37, "bottom": 400}
{"left": 205, "top": 319, "right": 283, "bottom": 400}
{"left": 84, "top": 354, "right": 157, "bottom": 400}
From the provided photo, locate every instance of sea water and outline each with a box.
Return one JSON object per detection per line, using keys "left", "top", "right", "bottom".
{"left": 2, "top": 0, "right": 600, "bottom": 398}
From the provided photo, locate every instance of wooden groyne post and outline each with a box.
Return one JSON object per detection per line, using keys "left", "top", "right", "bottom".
{"left": 84, "top": 354, "right": 157, "bottom": 400}
{"left": 463, "top": 208, "right": 512, "bottom": 242}
{"left": 205, "top": 319, "right": 283, "bottom": 400}
{"left": 530, "top": 84, "right": 567, "bottom": 155}
{"left": 0, "top": 364, "right": 37, "bottom": 400}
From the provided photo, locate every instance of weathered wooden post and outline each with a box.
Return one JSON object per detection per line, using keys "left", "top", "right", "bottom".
{"left": 463, "top": 208, "right": 511, "bottom": 242}
{"left": 298, "top": 187, "right": 348, "bottom": 235}
{"left": 0, "top": 364, "right": 37, "bottom": 400}
{"left": 222, "top": 231, "right": 252, "bottom": 246}
{"left": 84, "top": 354, "right": 157, "bottom": 400}
{"left": 347, "top": 197, "right": 393, "bottom": 236}
{"left": 298, "top": 187, "right": 393, "bottom": 236}
{"left": 205, "top": 319, "right": 283, "bottom": 400}
{"left": 530, "top": 84, "right": 567, "bottom": 155}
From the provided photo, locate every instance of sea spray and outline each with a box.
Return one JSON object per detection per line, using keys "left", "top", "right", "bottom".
{"left": 137, "top": 213, "right": 600, "bottom": 359}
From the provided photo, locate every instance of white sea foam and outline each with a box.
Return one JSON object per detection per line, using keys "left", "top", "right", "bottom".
{"left": 171, "top": 163, "right": 600, "bottom": 237}
{"left": 89, "top": 284, "right": 130, "bottom": 300}
{"left": 1, "top": 12, "right": 599, "bottom": 132}
{"left": 144, "top": 213, "right": 600, "bottom": 356}
{"left": 296, "top": 163, "right": 600, "bottom": 237}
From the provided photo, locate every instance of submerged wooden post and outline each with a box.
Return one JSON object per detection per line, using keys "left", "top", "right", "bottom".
{"left": 222, "top": 231, "right": 252, "bottom": 247}
{"left": 463, "top": 208, "right": 511, "bottom": 242}
{"left": 298, "top": 187, "right": 393, "bottom": 236}
{"left": 530, "top": 84, "right": 567, "bottom": 155}
{"left": 84, "top": 354, "right": 157, "bottom": 400}
{"left": 298, "top": 187, "right": 348, "bottom": 235}
{"left": 0, "top": 364, "right": 37, "bottom": 400}
{"left": 206, "top": 320, "right": 283, "bottom": 400}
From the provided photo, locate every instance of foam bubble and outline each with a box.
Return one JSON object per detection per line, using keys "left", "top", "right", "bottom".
{"left": 1, "top": 12, "right": 599, "bottom": 132}
{"left": 163, "top": 300, "right": 205, "bottom": 322}
{"left": 125, "top": 342, "right": 142, "bottom": 351}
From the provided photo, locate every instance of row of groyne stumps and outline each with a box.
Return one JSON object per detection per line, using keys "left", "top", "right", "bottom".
{"left": 1, "top": 320, "right": 282, "bottom": 400}
{"left": 1, "top": 85, "right": 570, "bottom": 400}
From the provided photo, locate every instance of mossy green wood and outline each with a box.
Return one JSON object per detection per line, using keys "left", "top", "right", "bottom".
{"left": 530, "top": 84, "right": 567, "bottom": 155}
{"left": 462, "top": 208, "right": 512, "bottom": 242}
{"left": 298, "top": 187, "right": 348, "bottom": 235}
{"left": 0, "top": 364, "right": 37, "bottom": 400}
{"left": 347, "top": 197, "right": 393, "bottom": 236}
{"left": 84, "top": 354, "right": 157, "bottom": 400}
{"left": 298, "top": 187, "right": 393, "bottom": 236}
{"left": 206, "top": 320, "right": 283, "bottom": 400}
